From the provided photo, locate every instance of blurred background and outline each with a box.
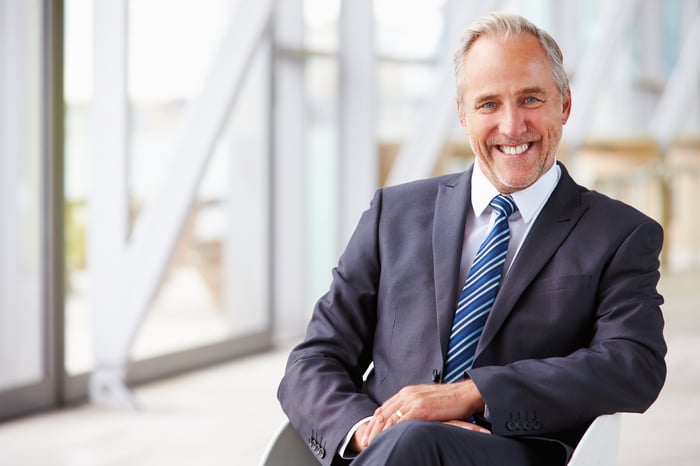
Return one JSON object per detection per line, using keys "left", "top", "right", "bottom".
{"left": 0, "top": 0, "right": 698, "bottom": 464}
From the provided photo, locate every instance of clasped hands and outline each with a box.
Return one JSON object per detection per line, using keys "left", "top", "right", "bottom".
{"left": 350, "top": 379, "right": 490, "bottom": 453}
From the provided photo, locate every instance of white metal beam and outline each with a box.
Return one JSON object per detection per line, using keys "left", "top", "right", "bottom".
{"left": 273, "top": 0, "right": 307, "bottom": 342}
{"left": 552, "top": 0, "right": 579, "bottom": 65}
{"left": 641, "top": 0, "right": 664, "bottom": 81}
{"left": 338, "top": 0, "right": 376, "bottom": 248}
{"left": 89, "top": 0, "right": 132, "bottom": 406}
{"left": 89, "top": 0, "right": 277, "bottom": 407}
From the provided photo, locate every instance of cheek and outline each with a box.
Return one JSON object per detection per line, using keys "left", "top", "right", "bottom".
{"left": 534, "top": 110, "right": 563, "bottom": 135}
{"left": 543, "top": 120, "right": 563, "bottom": 147}
{"left": 464, "top": 117, "right": 495, "bottom": 142}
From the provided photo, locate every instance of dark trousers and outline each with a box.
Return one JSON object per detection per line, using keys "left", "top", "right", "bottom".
{"left": 350, "top": 421, "right": 567, "bottom": 466}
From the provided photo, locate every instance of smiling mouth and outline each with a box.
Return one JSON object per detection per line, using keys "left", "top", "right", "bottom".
{"left": 498, "top": 143, "right": 531, "bottom": 155}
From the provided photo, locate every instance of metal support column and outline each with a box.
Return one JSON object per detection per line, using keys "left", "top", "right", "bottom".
{"left": 338, "top": 0, "right": 376, "bottom": 248}
{"left": 273, "top": 0, "right": 308, "bottom": 342}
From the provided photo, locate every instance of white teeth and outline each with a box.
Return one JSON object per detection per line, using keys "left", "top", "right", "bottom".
{"left": 500, "top": 143, "right": 530, "bottom": 155}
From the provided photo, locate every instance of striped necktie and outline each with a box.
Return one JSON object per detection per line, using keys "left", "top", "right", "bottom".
{"left": 443, "top": 194, "right": 517, "bottom": 383}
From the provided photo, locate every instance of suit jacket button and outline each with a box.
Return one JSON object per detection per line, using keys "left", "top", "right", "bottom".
{"left": 319, "top": 447, "right": 326, "bottom": 459}
{"left": 532, "top": 418, "right": 543, "bottom": 430}
{"left": 506, "top": 420, "right": 516, "bottom": 431}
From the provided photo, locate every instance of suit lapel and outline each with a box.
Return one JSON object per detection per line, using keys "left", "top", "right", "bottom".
{"left": 476, "top": 164, "right": 589, "bottom": 355}
{"left": 433, "top": 169, "right": 472, "bottom": 362}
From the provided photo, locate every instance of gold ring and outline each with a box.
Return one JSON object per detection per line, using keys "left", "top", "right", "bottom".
{"left": 395, "top": 409, "right": 404, "bottom": 419}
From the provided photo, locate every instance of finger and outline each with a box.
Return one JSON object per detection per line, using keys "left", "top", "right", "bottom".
{"left": 351, "top": 422, "right": 370, "bottom": 453}
{"left": 365, "top": 406, "right": 404, "bottom": 446}
{"left": 443, "top": 419, "right": 491, "bottom": 434}
{"left": 364, "top": 420, "right": 383, "bottom": 447}
{"left": 363, "top": 410, "right": 387, "bottom": 447}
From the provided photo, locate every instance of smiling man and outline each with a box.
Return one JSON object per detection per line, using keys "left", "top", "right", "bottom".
{"left": 278, "top": 13, "right": 666, "bottom": 466}
{"left": 457, "top": 27, "right": 571, "bottom": 194}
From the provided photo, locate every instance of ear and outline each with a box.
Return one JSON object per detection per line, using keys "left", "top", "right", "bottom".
{"left": 456, "top": 99, "right": 467, "bottom": 129}
{"left": 561, "top": 87, "right": 572, "bottom": 124}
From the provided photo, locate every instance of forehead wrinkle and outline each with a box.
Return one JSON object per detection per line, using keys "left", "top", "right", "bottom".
{"left": 520, "top": 87, "right": 547, "bottom": 96}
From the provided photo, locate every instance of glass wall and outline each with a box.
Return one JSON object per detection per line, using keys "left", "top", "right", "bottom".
{"left": 64, "top": 0, "right": 272, "bottom": 381}
{"left": 0, "top": 1, "right": 45, "bottom": 392}
{"left": 132, "top": 39, "right": 272, "bottom": 361}
{"left": 1, "top": 0, "right": 698, "bottom": 421}
{"left": 0, "top": 0, "right": 61, "bottom": 421}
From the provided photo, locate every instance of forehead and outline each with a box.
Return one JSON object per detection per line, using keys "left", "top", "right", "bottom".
{"left": 461, "top": 32, "right": 556, "bottom": 98}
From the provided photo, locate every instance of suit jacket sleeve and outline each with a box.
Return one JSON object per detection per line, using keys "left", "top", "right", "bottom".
{"left": 469, "top": 198, "right": 667, "bottom": 442}
{"left": 277, "top": 189, "right": 385, "bottom": 465}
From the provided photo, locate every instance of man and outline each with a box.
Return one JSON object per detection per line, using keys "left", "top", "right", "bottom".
{"left": 278, "top": 13, "right": 666, "bottom": 466}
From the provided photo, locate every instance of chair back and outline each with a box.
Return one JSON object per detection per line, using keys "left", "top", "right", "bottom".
{"left": 259, "top": 421, "right": 318, "bottom": 466}
{"left": 567, "top": 413, "right": 622, "bottom": 466}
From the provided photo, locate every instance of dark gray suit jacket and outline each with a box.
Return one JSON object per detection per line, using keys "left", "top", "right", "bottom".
{"left": 278, "top": 162, "right": 666, "bottom": 465}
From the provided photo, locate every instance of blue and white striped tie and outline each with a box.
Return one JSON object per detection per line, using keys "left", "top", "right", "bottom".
{"left": 443, "top": 194, "right": 517, "bottom": 383}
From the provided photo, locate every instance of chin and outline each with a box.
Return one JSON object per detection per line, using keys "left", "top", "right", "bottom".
{"left": 495, "top": 173, "right": 539, "bottom": 192}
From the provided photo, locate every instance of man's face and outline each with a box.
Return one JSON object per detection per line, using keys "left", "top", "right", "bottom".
{"left": 457, "top": 33, "right": 571, "bottom": 194}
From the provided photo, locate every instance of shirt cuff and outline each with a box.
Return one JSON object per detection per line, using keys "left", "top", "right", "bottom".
{"left": 338, "top": 417, "right": 372, "bottom": 459}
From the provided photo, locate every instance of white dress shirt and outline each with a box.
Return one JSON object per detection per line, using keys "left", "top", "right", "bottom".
{"left": 460, "top": 160, "right": 561, "bottom": 287}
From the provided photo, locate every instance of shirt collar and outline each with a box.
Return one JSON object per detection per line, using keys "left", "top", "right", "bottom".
{"left": 471, "top": 159, "right": 561, "bottom": 224}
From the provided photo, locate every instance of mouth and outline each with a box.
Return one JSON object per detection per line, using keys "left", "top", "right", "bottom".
{"left": 497, "top": 143, "right": 531, "bottom": 155}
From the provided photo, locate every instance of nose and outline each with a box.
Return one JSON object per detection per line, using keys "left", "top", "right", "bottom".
{"left": 499, "top": 105, "right": 527, "bottom": 138}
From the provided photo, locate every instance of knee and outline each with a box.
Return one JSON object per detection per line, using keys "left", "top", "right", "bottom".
{"left": 385, "top": 420, "right": 437, "bottom": 446}
{"left": 369, "top": 421, "right": 447, "bottom": 464}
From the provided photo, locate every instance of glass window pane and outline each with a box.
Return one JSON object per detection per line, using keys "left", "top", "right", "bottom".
{"left": 64, "top": 0, "right": 272, "bottom": 373}
{"left": 374, "top": 0, "right": 446, "bottom": 60}
{"left": 0, "top": 1, "right": 44, "bottom": 390}
{"left": 128, "top": 0, "right": 237, "bottom": 214}
{"left": 132, "top": 41, "right": 272, "bottom": 358}
{"left": 304, "top": 0, "right": 340, "bottom": 52}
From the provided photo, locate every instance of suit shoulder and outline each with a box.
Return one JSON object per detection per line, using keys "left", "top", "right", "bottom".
{"left": 581, "top": 187, "right": 661, "bottom": 229}
{"left": 381, "top": 172, "right": 465, "bottom": 201}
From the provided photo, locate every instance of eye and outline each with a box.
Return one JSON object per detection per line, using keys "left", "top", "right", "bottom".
{"left": 524, "top": 96, "right": 541, "bottom": 105}
{"left": 481, "top": 101, "right": 496, "bottom": 110}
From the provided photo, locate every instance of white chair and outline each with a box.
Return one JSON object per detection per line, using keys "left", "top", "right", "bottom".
{"left": 259, "top": 420, "right": 318, "bottom": 466}
{"left": 567, "top": 413, "right": 622, "bottom": 466}
{"left": 259, "top": 413, "right": 622, "bottom": 466}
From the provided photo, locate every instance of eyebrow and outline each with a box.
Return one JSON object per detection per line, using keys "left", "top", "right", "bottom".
{"left": 474, "top": 87, "right": 548, "bottom": 106}
{"left": 474, "top": 94, "right": 498, "bottom": 106}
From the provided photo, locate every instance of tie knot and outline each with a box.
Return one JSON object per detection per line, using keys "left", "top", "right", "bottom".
{"left": 490, "top": 194, "right": 517, "bottom": 218}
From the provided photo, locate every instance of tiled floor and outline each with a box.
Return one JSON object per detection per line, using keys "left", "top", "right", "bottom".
{"left": 0, "top": 349, "right": 290, "bottom": 466}
{"left": 0, "top": 270, "right": 697, "bottom": 466}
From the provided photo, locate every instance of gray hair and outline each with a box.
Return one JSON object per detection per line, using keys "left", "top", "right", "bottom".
{"left": 453, "top": 12, "right": 569, "bottom": 100}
